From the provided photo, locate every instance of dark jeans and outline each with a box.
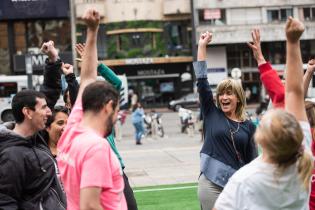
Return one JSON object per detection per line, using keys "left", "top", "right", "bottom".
{"left": 123, "top": 171, "right": 138, "bottom": 210}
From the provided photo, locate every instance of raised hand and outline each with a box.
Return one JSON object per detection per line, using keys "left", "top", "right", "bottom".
{"left": 285, "top": 17, "right": 305, "bottom": 43}
{"left": 307, "top": 59, "right": 315, "bottom": 73}
{"left": 198, "top": 31, "right": 212, "bottom": 48}
{"left": 197, "top": 31, "right": 212, "bottom": 61}
{"left": 61, "top": 63, "right": 74, "bottom": 76}
{"left": 82, "top": 9, "right": 100, "bottom": 31}
{"left": 40, "top": 40, "right": 58, "bottom": 63}
{"left": 247, "top": 29, "right": 266, "bottom": 65}
{"left": 75, "top": 43, "right": 85, "bottom": 58}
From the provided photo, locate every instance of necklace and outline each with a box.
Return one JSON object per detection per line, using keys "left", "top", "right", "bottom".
{"left": 225, "top": 118, "right": 243, "bottom": 165}
{"left": 226, "top": 118, "right": 240, "bottom": 135}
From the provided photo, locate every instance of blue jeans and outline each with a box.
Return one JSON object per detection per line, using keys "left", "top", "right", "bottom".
{"left": 133, "top": 122, "right": 144, "bottom": 143}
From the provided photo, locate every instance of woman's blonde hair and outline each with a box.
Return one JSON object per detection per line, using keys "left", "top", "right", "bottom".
{"left": 255, "top": 109, "right": 313, "bottom": 190}
{"left": 216, "top": 78, "right": 246, "bottom": 121}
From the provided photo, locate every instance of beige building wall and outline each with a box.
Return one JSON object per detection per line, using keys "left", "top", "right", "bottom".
{"left": 194, "top": 1, "right": 315, "bottom": 44}
{"left": 196, "top": 0, "right": 315, "bottom": 9}
{"left": 75, "top": 0, "right": 191, "bottom": 22}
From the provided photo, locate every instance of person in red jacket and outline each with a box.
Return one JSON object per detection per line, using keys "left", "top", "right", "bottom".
{"left": 248, "top": 28, "right": 315, "bottom": 210}
{"left": 247, "top": 29, "right": 285, "bottom": 108}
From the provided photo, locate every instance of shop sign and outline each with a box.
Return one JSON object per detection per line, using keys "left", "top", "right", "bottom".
{"left": 137, "top": 69, "right": 165, "bottom": 76}
{"left": 0, "top": 0, "right": 69, "bottom": 20}
{"left": 204, "top": 9, "right": 221, "bottom": 20}
{"left": 13, "top": 52, "right": 72, "bottom": 74}
{"left": 125, "top": 58, "right": 154, "bottom": 65}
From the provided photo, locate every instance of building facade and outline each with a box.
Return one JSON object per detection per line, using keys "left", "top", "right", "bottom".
{"left": 74, "top": 0, "right": 193, "bottom": 107}
{"left": 0, "top": 0, "right": 72, "bottom": 75}
{"left": 193, "top": 0, "right": 315, "bottom": 103}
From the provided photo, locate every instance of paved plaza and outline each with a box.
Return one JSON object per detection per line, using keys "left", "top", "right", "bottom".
{"left": 116, "top": 111, "right": 203, "bottom": 187}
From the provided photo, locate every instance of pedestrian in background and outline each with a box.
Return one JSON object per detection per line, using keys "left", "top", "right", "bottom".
{"left": 132, "top": 102, "right": 145, "bottom": 145}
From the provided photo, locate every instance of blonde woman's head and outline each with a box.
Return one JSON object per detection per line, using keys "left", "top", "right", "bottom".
{"left": 255, "top": 109, "right": 313, "bottom": 190}
{"left": 216, "top": 78, "right": 246, "bottom": 121}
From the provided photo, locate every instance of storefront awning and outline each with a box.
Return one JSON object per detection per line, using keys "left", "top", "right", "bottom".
{"left": 128, "top": 73, "right": 179, "bottom": 80}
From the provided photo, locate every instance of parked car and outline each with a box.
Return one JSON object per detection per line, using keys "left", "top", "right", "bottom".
{"left": 168, "top": 93, "right": 199, "bottom": 111}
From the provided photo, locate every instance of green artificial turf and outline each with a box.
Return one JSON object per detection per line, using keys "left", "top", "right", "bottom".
{"left": 134, "top": 183, "right": 199, "bottom": 210}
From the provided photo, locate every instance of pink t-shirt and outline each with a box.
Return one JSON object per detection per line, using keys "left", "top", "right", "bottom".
{"left": 57, "top": 98, "right": 127, "bottom": 210}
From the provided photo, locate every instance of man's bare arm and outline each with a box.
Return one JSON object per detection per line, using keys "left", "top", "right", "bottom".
{"left": 77, "top": 9, "right": 100, "bottom": 99}
{"left": 80, "top": 187, "right": 103, "bottom": 210}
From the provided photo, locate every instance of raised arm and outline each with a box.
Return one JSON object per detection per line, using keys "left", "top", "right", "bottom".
{"left": 97, "top": 63, "right": 122, "bottom": 91}
{"left": 77, "top": 9, "right": 100, "bottom": 99}
{"left": 76, "top": 43, "right": 122, "bottom": 91}
{"left": 303, "top": 59, "right": 315, "bottom": 98}
{"left": 193, "top": 32, "right": 216, "bottom": 115}
{"left": 247, "top": 29, "right": 285, "bottom": 108}
{"left": 61, "top": 62, "right": 79, "bottom": 108}
{"left": 197, "top": 32, "right": 211, "bottom": 61}
{"left": 285, "top": 17, "right": 307, "bottom": 122}
{"left": 66, "top": 9, "right": 100, "bottom": 127}
{"left": 40, "top": 41, "right": 62, "bottom": 110}
{"left": 61, "top": 63, "right": 79, "bottom": 108}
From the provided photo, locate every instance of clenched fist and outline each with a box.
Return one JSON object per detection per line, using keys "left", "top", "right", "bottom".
{"left": 61, "top": 63, "right": 74, "bottom": 76}
{"left": 307, "top": 59, "right": 315, "bottom": 73}
{"left": 82, "top": 9, "right": 100, "bottom": 31}
{"left": 285, "top": 17, "right": 304, "bottom": 43}
{"left": 40, "top": 40, "right": 58, "bottom": 63}
{"left": 198, "top": 31, "right": 212, "bottom": 48}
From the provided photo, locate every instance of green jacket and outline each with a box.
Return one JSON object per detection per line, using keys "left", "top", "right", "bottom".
{"left": 97, "top": 63, "right": 125, "bottom": 169}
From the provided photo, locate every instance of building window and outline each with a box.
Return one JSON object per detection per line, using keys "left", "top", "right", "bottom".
{"left": 267, "top": 8, "right": 293, "bottom": 22}
{"left": 301, "top": 40, "right": 315, "bottom": 63}
{"left": 119, "top": 33, "right": 152, "bottom": 50}
{"left": 14, "top": 22, "right": 27, "bottom": 54}
{"left": 198, "top": 9, "right": 226, "bottom": 25}
{"left": 227, "top": 44, "right": 256, "bottom": 69}
{"left": 164, "top": 22, "right": 191, "bottom": 56}
{"left": 0, "top": 23, "right": 10, "bottom": 75}
{"left": 27, "top": 20, "right": 71, "bottom": 53}
{"left": 263, "top": 42, "right": 286, "bottom": 64}
{"left": 301, "top": 7, "right": 315, "bottom": 21}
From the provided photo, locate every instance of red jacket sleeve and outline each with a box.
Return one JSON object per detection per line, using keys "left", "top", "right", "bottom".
{"left": 259, "top": 62, "right": 285, "bottom": 108}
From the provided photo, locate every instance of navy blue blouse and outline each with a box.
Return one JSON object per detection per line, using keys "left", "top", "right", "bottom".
{"left": 194, "top": 61, "right": 257, "bottom": 170}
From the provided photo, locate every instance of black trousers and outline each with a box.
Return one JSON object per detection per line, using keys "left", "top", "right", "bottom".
{"left": 123, "top": 171, "right": 138, "bottom": 210}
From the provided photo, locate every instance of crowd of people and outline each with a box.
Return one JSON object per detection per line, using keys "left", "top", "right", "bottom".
{"left": 0, "top": 8, "right": 314, "bottom": 210}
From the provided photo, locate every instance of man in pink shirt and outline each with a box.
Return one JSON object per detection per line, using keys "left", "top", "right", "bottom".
{"left": 57, "top": 9, "right": 127, "bottom": 210}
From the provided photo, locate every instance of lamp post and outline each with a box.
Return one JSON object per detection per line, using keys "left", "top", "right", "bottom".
{"left": 25, "top": 54, "right": 33, "bottom": 89}
{"left": 190, "top": 0, "right": 197, "bottom": 61}
{"left": 70, "top": 0, "right": 77, "bottom": 75}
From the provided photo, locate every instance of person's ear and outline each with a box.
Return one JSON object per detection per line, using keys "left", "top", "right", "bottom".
{"left": 104, "top": 100, "right": 114, "bottom": 113}
{"left": 22, "top": 107, "right": 33, "bottom": 120}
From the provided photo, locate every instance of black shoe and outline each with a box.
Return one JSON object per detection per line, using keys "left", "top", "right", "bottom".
{"left": 136, "top": 142, "right": 142, "bottom": 145}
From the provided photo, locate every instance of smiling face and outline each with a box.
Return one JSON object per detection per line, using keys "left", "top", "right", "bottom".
{"left": 46, "top": 111, "right": 68, "bottom": 145}
{"left": 218, "top": 89, "right": 239, "bottom": 116}
{"left": 216, "top": 79, "right": 246, "bottom": 120}
{"left": 30, "top": 97, "right": 52, "bottom": 131}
